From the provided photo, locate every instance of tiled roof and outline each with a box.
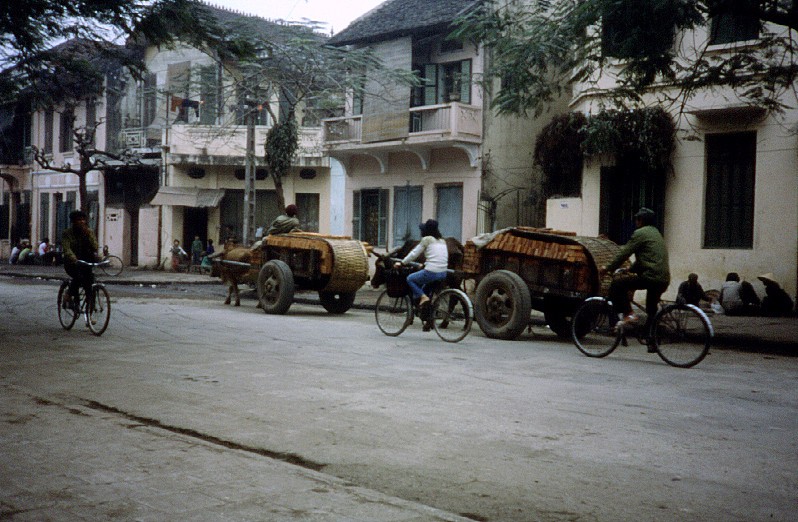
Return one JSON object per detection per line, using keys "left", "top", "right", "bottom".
{"left": 328, "top": 0, "right": 480, "bottom": 46}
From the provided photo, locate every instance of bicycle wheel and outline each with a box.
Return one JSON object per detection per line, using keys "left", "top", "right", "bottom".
{"left": 375, "top": 290, "right": 412, "bottom": 336}
{"left": 432, "top": 289, "right": 473, "bottom": 343}
{"left": 57, "top": 281, "right": 78, "bottom": 330}
{"left": 652, "top": 304, "right": 711, "bottom": 368}
{"left": 101, "top": 255, "right": 123, "bottom": 276}
{"left": 87, "top": 285, "right": 111, "bottom": 336}
{"left": 571, "top": 298, "right": 622, "bottom": 358}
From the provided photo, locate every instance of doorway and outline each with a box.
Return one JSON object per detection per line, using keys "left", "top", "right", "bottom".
{"left": 183, "top": 207, "right": 208, "bottom": 247}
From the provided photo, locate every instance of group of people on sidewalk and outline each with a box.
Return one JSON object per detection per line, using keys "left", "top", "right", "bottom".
{"left": 677, "top": 271, "right": 794, "bottom": 317}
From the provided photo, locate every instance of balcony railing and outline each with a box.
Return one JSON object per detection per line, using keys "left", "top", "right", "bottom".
{"left": 323, "top": 102, "right": 482, "bottom": 146}
{"left": 165, "top": 124, "right": 324, "bottom": 160}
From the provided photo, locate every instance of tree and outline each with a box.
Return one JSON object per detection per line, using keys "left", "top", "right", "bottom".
{"left": 228, "top": 22, "right": 417, "bottom": 214}
{"left": 452, "top": 0, "right": 798, "bottom": 116}
{"left": 0, "top": 0, "right": 242, "bottom": 105}
{"left": 32, "top": 120, "right": 141, "bottom": 213}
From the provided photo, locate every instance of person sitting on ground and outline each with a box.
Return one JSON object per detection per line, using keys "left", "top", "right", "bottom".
{"left": 758, "top": 273, "right": 795, "bottom": 317}
{"left": 17, "top": 241, "right": 34, "bottom": 265}
{"left": 266, "top": 204, "right": 301, "bottom": 236}
{"left": 600, "top": 208, "right": 671, "bottom": 352}
{"left": 677, "top": 273, "right": 707, "bottom": 307}
{"left": 719, "top": 272, "right": 760, "bottom": 316}
{"left": 170, "top": 239, "right": 187, "bottom": 271}
{"left": 9, "top": 242, "right": 21, "bottom": 265}
{"left": 38, "top": 237, "right": 54, "bottom": 265}
{"left": 62, "top": 210, "right": 99, "bottom": 310}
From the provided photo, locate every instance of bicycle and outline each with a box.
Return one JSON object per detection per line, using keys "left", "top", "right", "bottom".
{"left": 571, "top": 279, "right": 714, "bottom": 368}
{"left": 375, "top": 259, "right": 473, "bottom": 343}
{"left": 101, "top": 245, "right": 124, "bottom": 276}
{"left": 57, "top": 259, "right": 112, "bottom": 336}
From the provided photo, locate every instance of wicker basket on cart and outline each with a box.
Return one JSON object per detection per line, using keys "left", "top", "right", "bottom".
{"left": 263, "top": 233, "right": 369, "bottom": 293}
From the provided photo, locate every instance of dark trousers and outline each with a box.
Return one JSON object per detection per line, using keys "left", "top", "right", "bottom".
{"left": 609, "top": 273, "right": 668, "bottom": 329}
{"left": 65, "top": 263, "right": 94, "bottom": 303}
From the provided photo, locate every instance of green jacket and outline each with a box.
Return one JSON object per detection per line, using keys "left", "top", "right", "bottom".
{"left": 62, "top": 225, "right": 99, "bottom": 266}
{"left": 266, "top": 215, "right": 300, "bottom": 236}
{"left": 606, "top": 225, "right": 670, "bottom": 284}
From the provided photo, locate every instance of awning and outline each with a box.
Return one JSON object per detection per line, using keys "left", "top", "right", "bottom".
{"left": 149, "top": 187, "right": 226, "bottom": 207}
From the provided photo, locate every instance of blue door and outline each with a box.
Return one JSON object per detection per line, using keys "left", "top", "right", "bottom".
{"left": 436, "top": 185, "right": 463, "bottom": 241}
{"left": 393, "top": 185, "right": 422, "bottom": 245}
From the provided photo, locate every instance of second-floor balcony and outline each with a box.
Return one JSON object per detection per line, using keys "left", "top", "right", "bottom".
{"left": 323, "top": 102, "right": 482, "bottom": 149}
{"left": 120, "top": 124, "right": 327, "bottom": 168}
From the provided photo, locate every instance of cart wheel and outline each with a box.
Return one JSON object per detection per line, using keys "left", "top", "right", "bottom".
{"left": 319, "top": 291, "right": 356, "bottom": 314}
{"left": 474, "top": 270, "right": 532, "bottom": 340}
{"left": 543, "top": 297, "right": 577, "bottom": 339}
{"left": 258, "top": 260, "right": 295, "bottom": 314}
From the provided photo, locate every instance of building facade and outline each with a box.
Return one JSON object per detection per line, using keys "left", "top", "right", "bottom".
{"left": 546, "top": 9, "right": 798, "bottom": 299}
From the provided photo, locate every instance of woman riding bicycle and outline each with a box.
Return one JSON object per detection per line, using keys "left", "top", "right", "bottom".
{"left": 394, "top": 219, "right": 449, "bottom": 307}
{"left": 62, "top": 210, "right": 99, "bottom": 310}
{"left": 600, "top": 208, "right": 671, "bottom": 350}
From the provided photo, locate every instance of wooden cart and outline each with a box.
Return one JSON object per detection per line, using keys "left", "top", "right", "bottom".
{"left": 248, "top": 233, "right": 370, "bottom": 315}
{"left": 462, "top": 227, "right": 623, "bottom": 339}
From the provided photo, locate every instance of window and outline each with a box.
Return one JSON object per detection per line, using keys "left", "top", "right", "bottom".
{"left": 393, "top": 185, "right": 422, "bottom": 244}
{"left": 709, "top": 0, "right": 759, "bottom": 45}
{"left": 704, "top": 132, "right": 756, "bottom": 248}
{"left": 353, "top": 189, "right": 388, "bottom": 246}
{"left": 59, "top": 109, "right": 74, "bottom": 152}
{"left": 85, "top": 99, "right": 96, "bottom": 147}
{"left": 143, "top": 73, "right": 157, "bottom": 127}
{"left": 415, "top": 60, "right": 472, "bottom": 107}
{"left": 40, "top": 192, "right": 49, "bottom": 239}
{"left": 435, "top": 185, "right": 463, "bottom": 241}
{"left": 199, "top": 65, "right": 218, "bottom": 125}
{"left": 602, "top": 3, "right": 674, "bottom": 59}
{"left": 296, "top": 193, "right": 320, "bottom": 232}
{"left": 44, "top": 110, "right": 53, "bottom": 154}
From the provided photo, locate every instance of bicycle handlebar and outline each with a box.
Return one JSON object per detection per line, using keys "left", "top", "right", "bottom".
{"left": 388, "top": 258, "right": 423, "bottom": 270}
{"left": 76, "top": 259, "right": 111, "bottom": 268}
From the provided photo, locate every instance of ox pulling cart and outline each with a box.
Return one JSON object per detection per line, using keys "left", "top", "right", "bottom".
{"left": 462, "top": 227, "right": 623, "bottom": 340}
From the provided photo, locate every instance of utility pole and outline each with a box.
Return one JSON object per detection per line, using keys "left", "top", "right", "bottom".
{"left": 242, "top": 100, "right": 256, "bottom": 244}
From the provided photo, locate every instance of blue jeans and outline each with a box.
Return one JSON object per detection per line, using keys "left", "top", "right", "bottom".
{"left": 406, "top": 269, "right": 447, "bottom": 300}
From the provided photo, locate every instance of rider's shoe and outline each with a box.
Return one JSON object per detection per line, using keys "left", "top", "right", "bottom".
{"left": 622, "top": 313, "right": 639, "bottom": 325}
{"left": 418, "top": 294, "right": 430, "bottom": 306}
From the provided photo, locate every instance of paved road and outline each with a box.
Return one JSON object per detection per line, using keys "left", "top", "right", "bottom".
{"left": 1, "top": 278, "right": 796, "bottom": 521}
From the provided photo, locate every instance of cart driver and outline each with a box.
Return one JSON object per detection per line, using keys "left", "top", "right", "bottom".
{"left": 266, "top": 204, "right": 301, "bottom": 236}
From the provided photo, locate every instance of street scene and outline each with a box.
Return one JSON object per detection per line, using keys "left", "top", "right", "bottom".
{"left": 1, "top": 272, "right": 796, "bottom": 521}
{"left": 2, "top": 0, "right": 798, "bottom": 520}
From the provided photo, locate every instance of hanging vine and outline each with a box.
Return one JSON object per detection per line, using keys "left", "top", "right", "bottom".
{"left": 534, "top": 107, "right": 676, "bottom": 194}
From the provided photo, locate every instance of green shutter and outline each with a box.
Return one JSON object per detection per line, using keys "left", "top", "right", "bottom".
{"left": 352, "top": 190, "right": 361, "bottom": 240}
{"left": 423, "top": 64, "right": 437, "bottom": 106}
{"left": 460, "top": 60, "right": 471, "bottom": 104}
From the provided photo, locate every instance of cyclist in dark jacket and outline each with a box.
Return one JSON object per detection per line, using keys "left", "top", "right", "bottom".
{"left": 62, "top": 210, "right": 99, "bottom": 309}
{"left": 601, "top": 208, "right": 671, "bottom": 345}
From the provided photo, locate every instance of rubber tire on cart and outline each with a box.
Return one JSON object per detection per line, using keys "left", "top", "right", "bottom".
{"left": 474, "top": 269, "right": 532, "bottom": 340}
{"left": 543, "top": 296, "right": 577, "bottom": 339}
{"left": 258, "top": 259, "right": 295, "bottom": 314}
{"left": 319, "top": 291, "right": 356, "bottom": 314}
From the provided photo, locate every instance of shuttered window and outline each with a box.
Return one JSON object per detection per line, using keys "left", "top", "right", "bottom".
{"left": 704, "top": 132, "right": 756, "bottom": 249}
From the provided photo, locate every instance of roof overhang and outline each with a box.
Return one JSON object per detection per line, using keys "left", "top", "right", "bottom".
{"left": 686, "top": 105, "right": 768, "bottom": 125}
{"left": 149, "top": 187, "right": 225, "bottom": 207}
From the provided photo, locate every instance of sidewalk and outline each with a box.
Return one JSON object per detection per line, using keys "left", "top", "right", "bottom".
{"left": 1, "top": 263, "right": 795, "bottom": 353}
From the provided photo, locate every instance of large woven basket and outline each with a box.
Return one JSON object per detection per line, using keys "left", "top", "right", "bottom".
{"left": 264, "top": 233, "right": 369, "bottom": 293}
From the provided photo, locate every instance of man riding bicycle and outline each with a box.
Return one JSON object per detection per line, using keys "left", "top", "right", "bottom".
{"left": 62, "top": 210, "right": 99, "bottom": 310}
{"left": 600, "top": 208, "right": 671, "bottom": 351}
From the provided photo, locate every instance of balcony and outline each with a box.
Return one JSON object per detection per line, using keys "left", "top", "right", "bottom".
{"left": 323, "top": 102, "right": 482, "bottom": 147}
{"left": 164, "top": 124, "right": 326, "bottom": 167}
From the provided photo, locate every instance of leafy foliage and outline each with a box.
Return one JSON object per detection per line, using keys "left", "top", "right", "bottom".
{"left": 534, "top": 107, "right": 676, "bottom": 194}
{"left": 1, "top": 0, "right": 236, "bottom": 106}
{"left": 452, "top": 0, "right": 798, "bottom": 116}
